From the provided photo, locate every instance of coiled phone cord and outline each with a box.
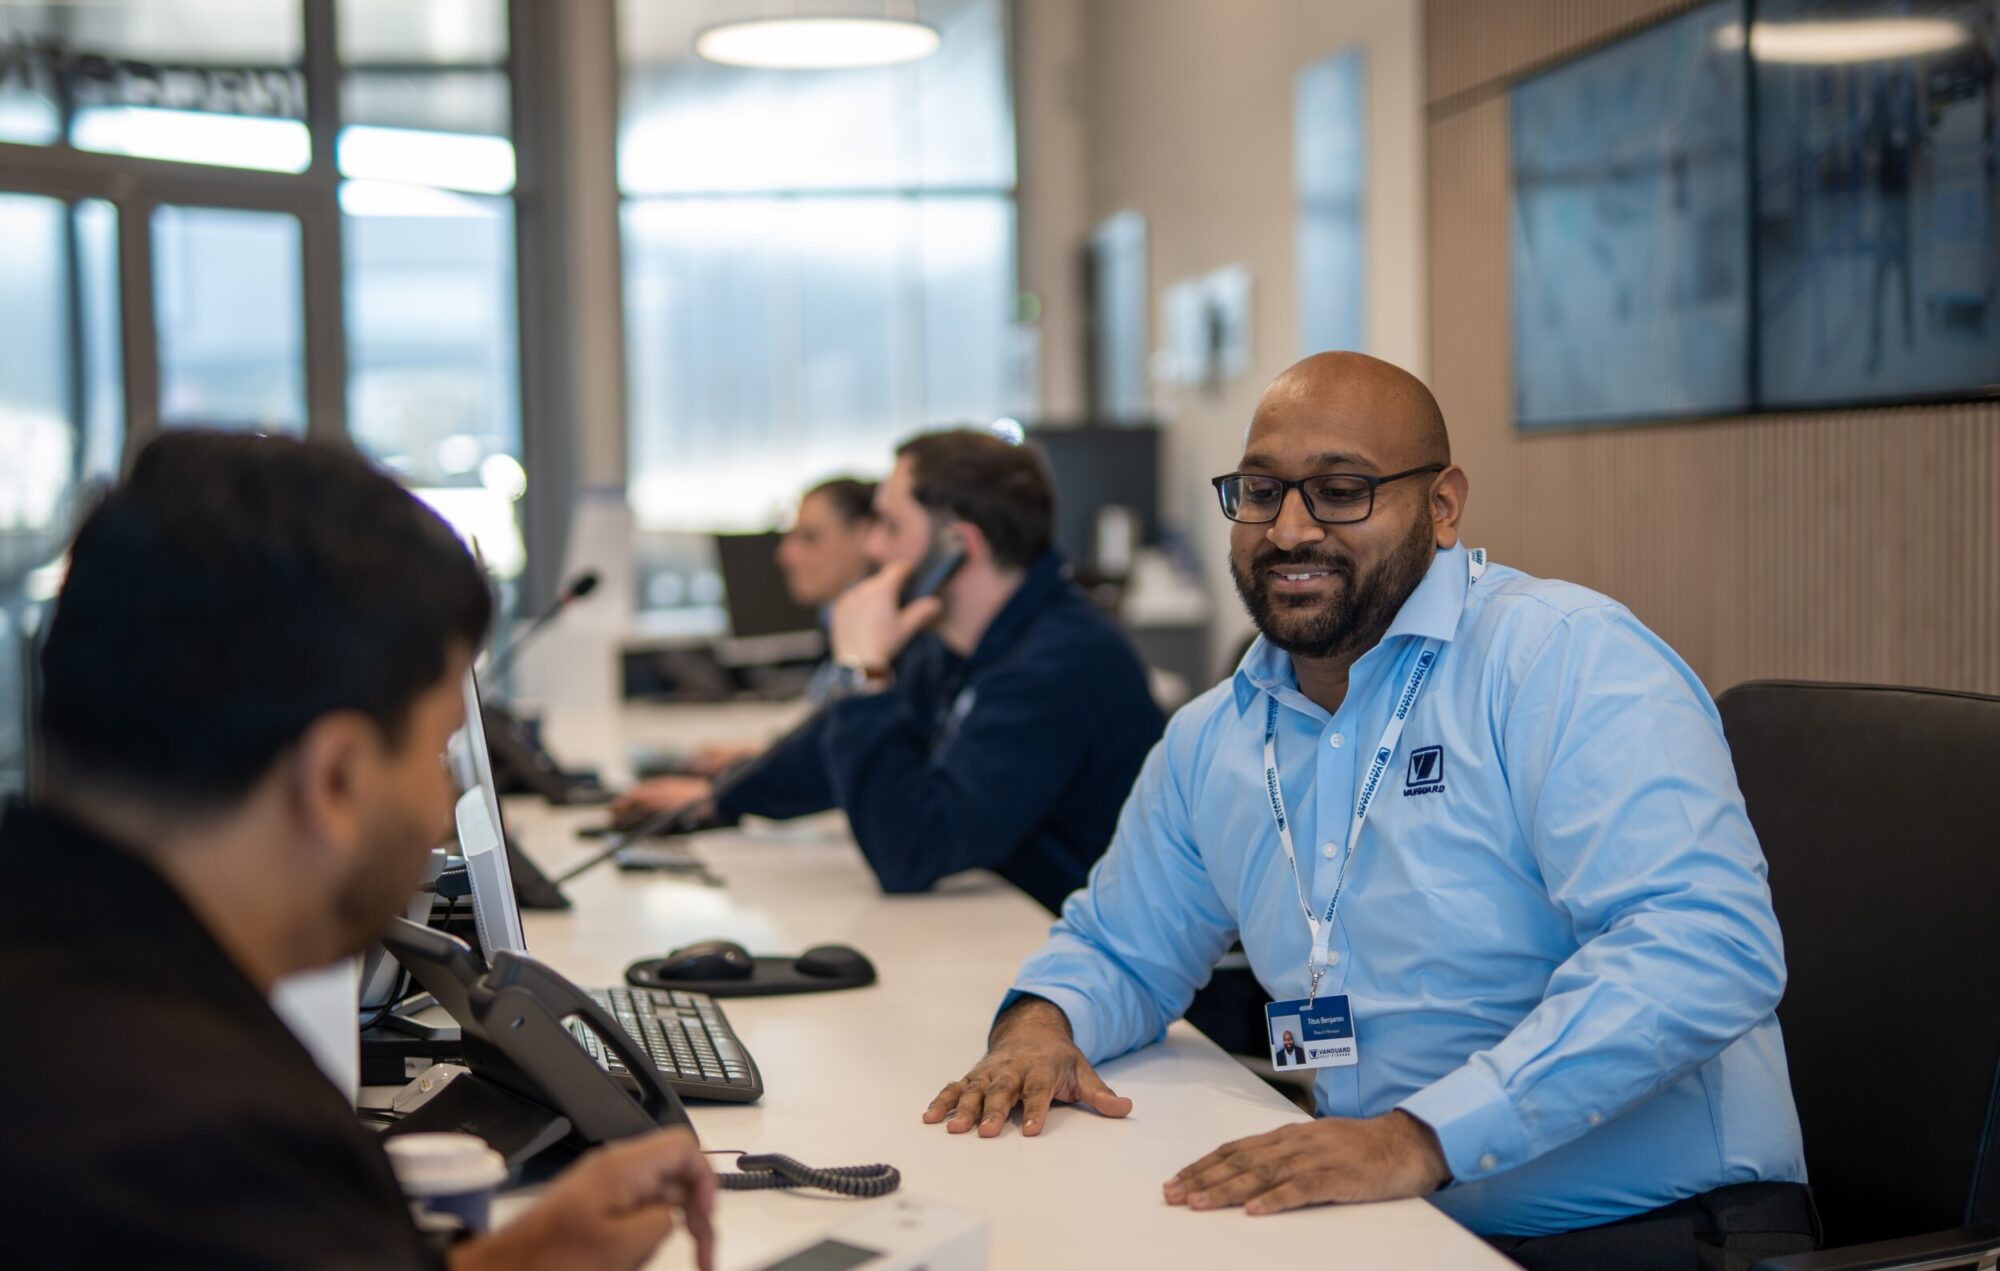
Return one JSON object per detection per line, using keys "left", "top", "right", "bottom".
{"left": 708, "top": 1151, "right": 901, "bottom": 1198}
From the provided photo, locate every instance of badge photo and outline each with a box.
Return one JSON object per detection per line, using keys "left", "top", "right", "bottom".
{"left": 1264, "top": 996, "right": 1358, "bottom": 1070}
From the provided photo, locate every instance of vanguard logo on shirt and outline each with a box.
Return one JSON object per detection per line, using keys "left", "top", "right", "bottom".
{"left": 1405, "top": 745, "right": 1445, "bottom": 796}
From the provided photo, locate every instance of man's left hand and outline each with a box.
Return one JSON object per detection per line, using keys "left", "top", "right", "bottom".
{"left": 1162, "top": 1110, "right": 1450, "bottom": 1216}
{"left": 610, "top": 775, "right": 714, "bottom": 821}
{"left": 828, "top": 560, "right": 943, "bottom": 669}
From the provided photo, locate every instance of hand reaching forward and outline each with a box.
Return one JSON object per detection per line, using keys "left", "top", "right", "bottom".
{"left": 451, "top": 1127, "right": 718, "bottom": 1271}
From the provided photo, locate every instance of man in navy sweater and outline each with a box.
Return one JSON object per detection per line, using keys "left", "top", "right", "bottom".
{"left": 616, "top": 430, "right": 1164, "bottom": 913}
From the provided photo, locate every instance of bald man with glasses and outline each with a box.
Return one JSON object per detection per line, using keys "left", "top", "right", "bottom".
{"left": 921, "top": 354, "right": 1814, "bottom": 1270}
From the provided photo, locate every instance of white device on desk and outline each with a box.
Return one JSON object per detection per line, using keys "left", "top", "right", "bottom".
{"left": 749, "top": 1197, "right": 986, "bottom": 1271}
{"left": 450, "top": 672, "right": 527, "bottom": 955}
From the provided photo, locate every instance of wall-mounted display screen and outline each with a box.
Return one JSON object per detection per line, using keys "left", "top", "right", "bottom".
{"left": 1509, "top": 0, "right": 2000, "bottom": 426}
{"left": 1756, "top": 0, "right": 2000, "bottom": 408}
{"left": 1510, "top": 0, "right": 1750, "bottom": 428}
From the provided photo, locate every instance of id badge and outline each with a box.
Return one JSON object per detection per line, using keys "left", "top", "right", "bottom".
{"left": 1265, "top": 996, "right": 1358, "bottom": 1069}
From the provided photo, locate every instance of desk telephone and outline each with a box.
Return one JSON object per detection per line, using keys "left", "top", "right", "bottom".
{"left": 380, "top": 919, "right": 901, "bottom": 1198}
{"left": 381, "top": 918, "right": 689, "bottom": 1164}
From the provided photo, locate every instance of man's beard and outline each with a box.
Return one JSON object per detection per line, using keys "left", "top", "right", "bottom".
{"left": 330, "top": 802, "right": 444, "bottom": 960}
{"left": 1231, "top": 514, "right": 1438, "bottom": 660}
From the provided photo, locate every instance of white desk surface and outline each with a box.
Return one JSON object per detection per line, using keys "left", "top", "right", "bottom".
{"left": 496, "top": 703, "right": 1507, "bottom": 1270}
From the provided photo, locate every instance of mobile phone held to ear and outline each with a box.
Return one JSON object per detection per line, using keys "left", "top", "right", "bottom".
{"left": 900, "top": 530, "right": 967, "bottom": 606}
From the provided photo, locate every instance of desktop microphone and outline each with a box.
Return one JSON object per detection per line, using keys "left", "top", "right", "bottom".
{"left": 488, "top": 570, "right": 601, "bottom": 683}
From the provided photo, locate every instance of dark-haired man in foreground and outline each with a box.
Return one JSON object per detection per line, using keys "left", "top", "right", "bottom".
{"left": 616, "top": 430, "right": 1164, "bottom": 914}
{"left": 0, "top": 432, "right": 715, "bottom": 1270}
{"left": 923, "top": 354, "right": 1814, "bottom": 1268}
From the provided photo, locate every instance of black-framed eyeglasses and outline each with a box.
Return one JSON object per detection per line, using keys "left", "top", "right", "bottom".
{"left": 1210, "top": 465, "right": 1444, "bottom": 525}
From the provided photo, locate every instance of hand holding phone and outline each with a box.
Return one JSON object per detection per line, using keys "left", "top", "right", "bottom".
{"left": 899, "top": 529, "right": 968, "bottom": 606}
{"left": 830, "top": 529, "right": 964, "bottom": 671}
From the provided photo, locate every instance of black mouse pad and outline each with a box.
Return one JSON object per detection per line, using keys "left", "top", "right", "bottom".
{"left": 624, "top": 954, "right": 876, "bottom": 998}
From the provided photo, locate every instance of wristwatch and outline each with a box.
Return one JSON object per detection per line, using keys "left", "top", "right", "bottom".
{"left": 829, "top": 658, "right": 894, "bottom": 696}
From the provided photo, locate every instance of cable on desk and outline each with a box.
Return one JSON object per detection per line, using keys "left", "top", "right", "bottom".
{"left": 705, "top": 1151, "right": 900, "bottom": 1198}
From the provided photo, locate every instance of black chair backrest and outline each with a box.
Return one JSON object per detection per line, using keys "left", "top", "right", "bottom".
{"left": 1717, "top": 681, "right": 2000, "bottom": 1248}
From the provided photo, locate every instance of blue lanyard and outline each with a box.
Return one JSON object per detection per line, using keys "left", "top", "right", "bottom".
{"left": 1260, "top": 547, "right": 1484, "bottom": 1003}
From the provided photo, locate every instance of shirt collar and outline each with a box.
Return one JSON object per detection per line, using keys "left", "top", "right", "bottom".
{"left": 1231, "top": 543, "right": 1470, "bottom": 710}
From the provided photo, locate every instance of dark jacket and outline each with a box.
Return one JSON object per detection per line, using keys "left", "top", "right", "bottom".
{"left": 715, "top": 551, "right": 1166, "bottom": 913}
{"left": 0, "top": 801, "right": 438, "bottom": 1270}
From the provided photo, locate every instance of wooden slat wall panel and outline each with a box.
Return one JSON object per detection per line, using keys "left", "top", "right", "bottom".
{"left": 1427, "top": 0, "right": 1708, "bottom": 108}
{"left": 1425, "top": 23, "right": 2000, "bottom": 694}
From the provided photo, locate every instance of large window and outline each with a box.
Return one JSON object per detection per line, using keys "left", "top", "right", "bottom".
{"left": 1296, "top": 50, "right": 1366, "bottom": 359}
{"left": 617, "top": 0, "right": 1020, "bottom": 614}
{"left": 154, "top": 204, "right": 309, "bottom": 431}
{"left": 0, "top": 191, "right": 121, "bottom": 794}
{"left": 9, "top": 0, "right": 311, "bottom": 170}
{"left": 339, "top": 0, "right": 525, "bottom": 581}
{"left": 0, "top": 0, "right": 534, "bottom": 794}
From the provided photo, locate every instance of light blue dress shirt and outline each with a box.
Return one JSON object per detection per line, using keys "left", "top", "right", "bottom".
{"left": 1009, "top": 544, "right": 1806, "bottom": 1237}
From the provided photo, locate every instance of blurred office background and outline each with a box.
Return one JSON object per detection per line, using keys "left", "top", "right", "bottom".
{"left": 3, "top": 0, "right": 1998, "bottom": 796}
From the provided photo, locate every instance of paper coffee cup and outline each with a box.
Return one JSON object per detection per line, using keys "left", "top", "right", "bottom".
{"left": 385, "top": 1132, "right": 509, "bottom": 1234}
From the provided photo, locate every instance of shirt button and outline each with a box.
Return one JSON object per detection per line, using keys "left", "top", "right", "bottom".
{"left": 1587, "top": 1112, "right": 1603, "bottom": 1127}
{"left": 1328, "top": 733, "right": 1345, "bottom": 749}
{"left": 1321, "top": 842, "right": 1337, "bottom": 858}
{"left": 1479, "top": 1153, "right": 1498, "bottom": 1172}
{"left": 1325, "top": 951, "right": 1341, "bottom": 966}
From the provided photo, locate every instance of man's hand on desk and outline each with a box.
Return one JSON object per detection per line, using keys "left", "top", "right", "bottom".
{"left": 1162, "top": 1111, "right": 1450, "bottom": 1216}
{"left": 450, "top": 1127, "right": 717, "bottom": 1271}
{"left": 921, "top": 996, "right": 1133, "bottom": 1137}
{"left": 611, "top": 775, "right": 715, "bottom": 824}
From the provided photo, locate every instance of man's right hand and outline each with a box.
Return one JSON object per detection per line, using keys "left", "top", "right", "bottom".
{"left": 450, "top": 1127, "right": 717, "bottom": 1271}
{"left": 921, "top": 997, "right": 1133, "bottom": 1138}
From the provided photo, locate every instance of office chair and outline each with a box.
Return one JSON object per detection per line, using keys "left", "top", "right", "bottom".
{"left": 1717, "top": 682, "right": 2000, "bottom": 1271}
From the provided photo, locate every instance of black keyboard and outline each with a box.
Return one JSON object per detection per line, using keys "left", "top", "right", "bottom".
{"left": 569, "top": 985, "right": 763, "bottom": 1104}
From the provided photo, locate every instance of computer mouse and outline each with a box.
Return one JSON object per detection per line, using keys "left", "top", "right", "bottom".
{"left": 795, "top": 944, "right": 876, "bottom": 983}
{"left": 656, "top": 939, "right": 756, "bottom": 981}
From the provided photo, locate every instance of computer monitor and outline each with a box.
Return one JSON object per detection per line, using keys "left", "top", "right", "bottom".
{"left": 1754, "top": 0, "right": 2000, "bottom": 409}
{"left": 713, "top": 532, "right": 819, "bottom": 640}
{"left": 1508, "top": 0, "right": 1750, "bottom": 427}
{"left": 452, "top": 668, "right": 527, "bottom": 958}
{"left": 1027, "top": 423, "right": 1161, "bottom": 571}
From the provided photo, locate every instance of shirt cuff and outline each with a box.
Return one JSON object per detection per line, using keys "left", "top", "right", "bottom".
{"left": 996, "top": 984, "right": 1104, "bottom": 1063}
{"left": 1397, "top": 1062, "right": 1531, "bottom": 1185}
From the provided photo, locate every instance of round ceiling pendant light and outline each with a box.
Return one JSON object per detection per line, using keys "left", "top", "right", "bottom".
{"left": 1715, "top": 17, "right": 1967, "bottom": 64}
{"left": 694, "top": 15, "right": 941, "bottom": 70}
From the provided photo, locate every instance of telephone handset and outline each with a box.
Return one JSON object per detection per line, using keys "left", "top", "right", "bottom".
{"left": 381, "top": 925, "right": 905, "bottom": 1198}
{"left": 900, "top": 528, "right": 968, "bottom": 606}
{"left": 381, "top": 918, "right": 691, "bottom": 1163}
